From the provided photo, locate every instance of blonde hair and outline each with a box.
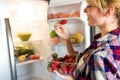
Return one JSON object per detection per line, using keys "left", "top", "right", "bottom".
{"left": 86, "top": 0, "right": 120, "bottom": 26}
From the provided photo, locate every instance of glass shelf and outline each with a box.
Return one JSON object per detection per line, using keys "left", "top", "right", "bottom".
{"left": 49, "top": 42, "right": 81, "bottom": 47}
{"left": 47, "top": 17, "right": 83, "bottom": 23}
{"left": 16, "top": 57, "right": 44, "bottom": 67}
{"left": 14, "top": 40, "right": 44, "bottom": 67}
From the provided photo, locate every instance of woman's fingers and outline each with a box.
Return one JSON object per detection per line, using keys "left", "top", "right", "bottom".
{"left": 53, "top": 70, "right": 61, "bottom": 76}
{"left": 53, "top": 70, "right": 67, "bottom": 79}
{"left": 54, "top": 22, "right": 69, "bottom": 39}
{"left": 54, "top": 22, "right": 61, "bottom": 29}
{"left": 53, "top": 70, "right": 74, "bottom": 80}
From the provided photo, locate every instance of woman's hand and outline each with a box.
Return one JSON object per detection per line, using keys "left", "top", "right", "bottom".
{"left": 54, "top": 22, "right": 69, "bottom": 40}
{"left": 53, "top": 70, "right": 74, "bottom": 80}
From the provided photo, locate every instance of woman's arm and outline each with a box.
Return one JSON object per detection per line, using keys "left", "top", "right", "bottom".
{"left": 64, "top": 37, "right": 78, "bottom": 55}
{"left": 54, "top": 22, "right": 78, "bottom": 55}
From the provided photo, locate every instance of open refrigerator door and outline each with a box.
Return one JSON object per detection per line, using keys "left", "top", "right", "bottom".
{"left": 8, "top": 0, "right": 54, "bottom": 80}
{"left": 0, "top": 18, "right": 17, "bottom": 80}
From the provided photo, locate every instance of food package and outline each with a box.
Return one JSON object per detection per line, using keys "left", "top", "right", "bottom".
{"left": 14, "top": 44, "right": 40, "bottom": 62}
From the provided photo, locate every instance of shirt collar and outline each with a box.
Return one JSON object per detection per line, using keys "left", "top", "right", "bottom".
{"left": 90, "top": 28, "right": 120, "bottom": 49}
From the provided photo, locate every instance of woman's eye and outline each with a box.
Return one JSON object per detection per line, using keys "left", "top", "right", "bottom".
{"left": 87, "top": 5, "right": 92, "bottom": 7}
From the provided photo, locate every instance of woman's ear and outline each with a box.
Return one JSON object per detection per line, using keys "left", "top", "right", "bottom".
{"left": 103, "top": 6, "right": 115, "bottom": 17}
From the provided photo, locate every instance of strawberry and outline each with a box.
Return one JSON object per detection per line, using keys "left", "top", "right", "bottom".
{"left": 68, "top": 57, "right": 75, "bottom": 63}
{"left": 51, "top": 61, "right": 60, "bottom": 72}
{"left": 63, "top": 55, "right": 75, "bottom": 62}
{"left": 58, "top": 57, "right": 64, "bottom": 62}
{"left": 68, "top": 55, "right": 74, "bottom": 58}
{"left": 64, "top": 55, "right": 69, "bottom": 60}
{"left": 48, "top": 66, "right": 53, "bottom": 72}
{"left": 51, "top": 62, "right": 56, "bottom": 69}
{"left": 59, "top": 20, "right": 68, "bottom": 25}
{"left": 60, "top": 63, "right": 68, "bottom": 74}
{"left": 52, "top": 61, "right": 60, "bottom": 67}
{"left": 29, "top": 55, "right": 40, "bottom": 60}
{"left": 53, "top": 67, "right": 59, "bottom": 72}
{"left": 47, "top": 62, "right": 53, "bottom": 72}
{"left": 68, "top": 64, "right": 75, "bottom": 74}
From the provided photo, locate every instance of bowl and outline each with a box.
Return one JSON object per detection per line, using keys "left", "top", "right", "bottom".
{"left": 18, "top": 33, "right": 31, "bottom": 41}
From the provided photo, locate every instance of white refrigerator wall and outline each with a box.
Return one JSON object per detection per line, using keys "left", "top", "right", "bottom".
{"left": 9, "top": 0, "right": 51, "bottom": 60}
{"left": 8, "top": 0, "right": 53, "bottom": 80}
{"left": 48, "top": 0, "right": 90, "bottom": 55}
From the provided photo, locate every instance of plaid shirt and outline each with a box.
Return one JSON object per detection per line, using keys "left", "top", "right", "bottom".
{"left": 75, "top": 28, "right": 120, "bottom": 80}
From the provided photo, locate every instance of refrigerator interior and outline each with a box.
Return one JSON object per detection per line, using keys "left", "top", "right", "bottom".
{"left": 8, "top": 0, "right": 54, "bottom": 80}
{"left": 10, "top": 20, "right": 52, "bottom": 80}
{"left": 7, "top": 0, "right": 91, "bottom": 80}
{"left": 47, "top": 0, "right": 90, "bottom": 55}
{"left": 47, "top": 0, "right": 91, "bottom": 80}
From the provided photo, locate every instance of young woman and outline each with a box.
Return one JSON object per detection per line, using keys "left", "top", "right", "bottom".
{"left": 54, "top": 0, "right": 120, "bottom": 80}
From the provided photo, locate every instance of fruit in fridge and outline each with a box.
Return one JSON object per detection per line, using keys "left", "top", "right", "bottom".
{"left": 29, "top": 54, "right": 40, "bottom": 60}
{"left": 47, "top": 53, "right": 76, "bottom": 75}
{"left": 49, "top": 30, "right": 60, "bottom": 45}
{"left": 59, "top": 20, "right": 68, "bottom": 25}
{"left": 18, "top": 55, "right": 26, "bottom": 62}
{"left": 74, "top": 32, "right": 84, "bottom": 43}
{"left": 49, "top": 30, "right": 58, "bottom": 38}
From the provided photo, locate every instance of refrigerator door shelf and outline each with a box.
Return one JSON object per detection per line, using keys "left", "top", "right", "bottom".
{"left": 49, "top": 0, "right": 82, "bottom": 7}
{"left": 0, "top": 18, "right": 17, "bottom": 80}
{"left": 47, "top": 17, "right": 84, "bottom": 23}
{"left": 14, "top": 40, "right": 45, "bottom": 67}
{"left": 48, "top": 2, "right": 81, "bottom": 20}
{"left": 52, "top": 43, "right": 80, "bottom": 47}
{"left": 16, "top": 58, "right": 44, "bottom": 67}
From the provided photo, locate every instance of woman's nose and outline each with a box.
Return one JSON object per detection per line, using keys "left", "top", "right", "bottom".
{"left": 84, "top": 7, "right": 87, "bottom": 13}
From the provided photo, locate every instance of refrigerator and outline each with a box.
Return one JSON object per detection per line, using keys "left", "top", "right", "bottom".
{"left": 0, "top": 0, "right": 95, "bottom": 80}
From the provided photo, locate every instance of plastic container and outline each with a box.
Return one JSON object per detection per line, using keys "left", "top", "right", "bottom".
{"left": 14, "top": 40, "right": 42, "bottom": 63}
{"left": 46, "top": 52, "right": 77, "bottom": 75}
{"left": 47, "top": 2, "right": 81, "bottom": 19}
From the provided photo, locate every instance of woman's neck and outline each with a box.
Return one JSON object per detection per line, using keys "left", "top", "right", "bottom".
{"left": 99, "top": 19, "right": 118, "bottom": 37}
